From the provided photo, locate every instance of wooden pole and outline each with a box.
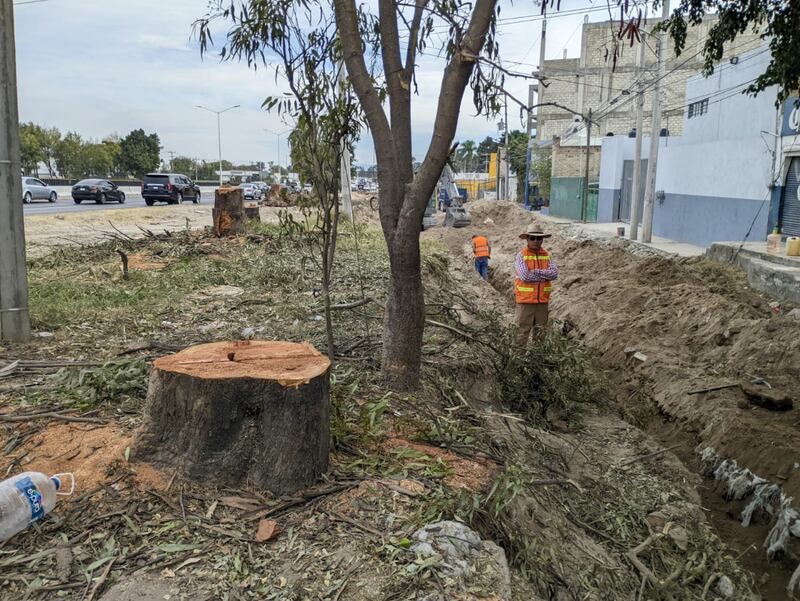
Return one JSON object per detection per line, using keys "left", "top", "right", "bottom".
{"left": 0, "top": 2, "right": 30, "bottom": 342}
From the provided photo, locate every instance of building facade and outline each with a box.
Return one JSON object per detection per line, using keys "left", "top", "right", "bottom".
{"left": 596, "top": 46, "right": 800, "bottom": 247}
{"left": 538, "top": 17, "right": 764, "bottom": 223}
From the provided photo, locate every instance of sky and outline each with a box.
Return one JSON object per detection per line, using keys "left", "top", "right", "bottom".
{"left": 13, "top": 0, "right": 636, "bottom": 167}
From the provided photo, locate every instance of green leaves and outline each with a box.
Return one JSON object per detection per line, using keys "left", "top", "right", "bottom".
{"left": 119, "top": 129, "right": 161, "bottom": 179}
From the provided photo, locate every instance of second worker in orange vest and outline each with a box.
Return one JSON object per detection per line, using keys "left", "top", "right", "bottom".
{"left": 471, "top": 234, "right": 491, "bottom": 281}
{"left": 514, "top": 226, "right": 558, "bottom": 347}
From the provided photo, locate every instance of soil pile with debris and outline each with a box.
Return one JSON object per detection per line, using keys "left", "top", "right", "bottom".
{"left": 0, "top": 214, "right": 763, "bottom": 600}
{"left": 426, "top": 199, "right": 800, "bottom": 597}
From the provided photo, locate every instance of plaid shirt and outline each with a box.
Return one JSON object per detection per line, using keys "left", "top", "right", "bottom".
{"left": 515, "top": 251, "right": 558, "bottom": 283}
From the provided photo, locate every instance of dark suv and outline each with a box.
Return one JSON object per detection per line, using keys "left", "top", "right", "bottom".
{"left": 142, "top": 173, "right": 201, "bottom": 205}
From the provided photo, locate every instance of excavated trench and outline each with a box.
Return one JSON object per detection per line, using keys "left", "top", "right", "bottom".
{"left": 424, "top": 200, "right": 800, "bottom": 600}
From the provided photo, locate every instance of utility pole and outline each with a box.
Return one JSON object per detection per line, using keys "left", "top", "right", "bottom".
{"left": 580, "top": 108, "right": 592, "bottom": 222}
{"left": 0, "top": 2, "right": 31, "bottom": 342}
{"left": 629, "top": 37, "right": 646, "bottom": 240}
{"left": 503, "top": 93, "right": 510, "bottom": 200}
{"left": 642, "top": 0, "right": 670, "bottom": 243}
{"left": 524, "top": 19, "right": 547, "bottom": 209}
{"left": 167, "top": 150, "right": 176, "bottom": 171}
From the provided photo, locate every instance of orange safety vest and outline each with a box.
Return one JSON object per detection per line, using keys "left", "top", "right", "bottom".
{"left": 515, "top": 247, "right": 553, "bottom": 304}
{"left": 472, "top": 236, "right": 490, "bottom": 258}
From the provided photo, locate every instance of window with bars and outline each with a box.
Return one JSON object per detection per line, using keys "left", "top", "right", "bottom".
{"left": 688, "top": 98, "right": 709, "bottom": 118}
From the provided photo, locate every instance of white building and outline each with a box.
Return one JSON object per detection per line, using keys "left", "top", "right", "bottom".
{"left": 597, "top": 46, "right": 800, "bottom": 247}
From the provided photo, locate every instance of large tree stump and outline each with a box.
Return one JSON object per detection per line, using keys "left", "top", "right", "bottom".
{"left": 244, "top": 204, "right": 261, "bottom": 221}
{"left": 213, "top": 187, "right": 246, "bottom": 237}
{"left": 132, "top": 340, "right": 331, "bottom": 494}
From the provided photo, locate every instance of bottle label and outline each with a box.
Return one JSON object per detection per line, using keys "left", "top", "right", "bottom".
{"left": 14, "top": 476, "right": 45, "bottom": 522}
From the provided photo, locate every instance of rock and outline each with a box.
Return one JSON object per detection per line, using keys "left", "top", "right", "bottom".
{"left": 740, "top": 382, "right": 793, "bottom": 411}
{"left": 716, "top": 574, "right": 735, "bottom": 598}
{"left": 36, "top": 331, "right": 54, "bottom": 338}
{"left": 409, "top": 520, "right": 511, "bottom": 600}
{"left": 241, "top": 327, "right": 256, "bottom": 339}
{"left": 199, "top": 320, "right": 226, "bottom": 334}
{"left": 667, "top": 524, "right": 689, "bottom": 551}
{"left": 788, "top": 308, "right": 800, "bottom": 322}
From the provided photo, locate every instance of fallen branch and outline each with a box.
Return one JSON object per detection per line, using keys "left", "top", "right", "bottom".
{"left": 530, "top": 478, "right": 584, "bottom": 493}
{"left": 687, "top": 383, "right": 739, "bottom": 395}
{"left": 330, "top": 511, "right": 384, "bottom": 538}
{"left": 328, "top": 297, "right": 376, "bottom": 310}
{"left": 0, "top": 412, "right": 106, "bottom": 425}
{"left": 617, "top": 444, "right": 682, "bottom": 469}
{"left": 85, "top": 557, "right": 115, "bottom": 601}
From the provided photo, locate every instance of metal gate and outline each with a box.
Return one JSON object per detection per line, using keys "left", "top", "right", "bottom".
{"left": 780, "top": 157, "right": 800, "bottom": 236}
{"left": 618, "top": 159, "right": 648, "bottom": 223}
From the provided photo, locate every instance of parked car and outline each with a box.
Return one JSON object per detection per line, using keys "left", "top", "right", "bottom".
{"left": 240, "top": 182, "right": 263, "bottom": 200}
{"left": 71, "top": 179, "right": 126, "bottom": 204}
{"left": 141, "top": 173, "right": 200, "bottom": 205}
{"left": 22, "top": 177, "right": 57, "bottom": 203}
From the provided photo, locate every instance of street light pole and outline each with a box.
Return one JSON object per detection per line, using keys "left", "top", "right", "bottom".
{"left": 195, "top": 104, "right": 240, "bottom": 186}
{"left": 264, "top": 129, "right": 290, "bottom": 183}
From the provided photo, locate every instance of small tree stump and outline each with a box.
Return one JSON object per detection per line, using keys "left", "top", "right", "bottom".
{"left": 132, "top": 340, "right": 331, "bottom": 494}
{"left": 213, "top": 187, "right": 246, "bottom": 237}
{"left": 244, "top": 204, "right": 261, "bottom": 221}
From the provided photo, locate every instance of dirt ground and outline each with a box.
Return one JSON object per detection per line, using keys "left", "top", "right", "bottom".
{"left": 424, "top": 199, "right": 800, "bottom": 597}
{"left": 0, "top": 198, "right": 792, "bottom": 600}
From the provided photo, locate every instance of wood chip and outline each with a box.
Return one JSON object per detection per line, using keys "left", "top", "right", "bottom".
{"left": 254, "top": 519, "right": 281, "bottom": 543}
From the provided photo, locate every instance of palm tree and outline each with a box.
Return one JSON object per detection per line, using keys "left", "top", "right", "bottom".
{"left": 457, "top": 139, "right": 477, "bottom": 173}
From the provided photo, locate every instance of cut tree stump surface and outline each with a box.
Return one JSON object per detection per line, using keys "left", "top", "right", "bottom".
{"left": 153, "top": 340, "right": 330, "bottom": 387}
{"left": 133, "top": 340, "right": 331, "bottom": 494}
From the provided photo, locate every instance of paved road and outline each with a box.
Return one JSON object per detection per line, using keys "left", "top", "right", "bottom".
{"left": 22, "top": 187, "right": 215, "bottom": 216}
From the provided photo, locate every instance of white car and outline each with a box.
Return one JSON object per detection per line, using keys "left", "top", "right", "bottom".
{"left": 22, "top": 177, "right": 57, "bottom": 203}
{"left": 240, "top": 183, "right": 263, "bottom": 200}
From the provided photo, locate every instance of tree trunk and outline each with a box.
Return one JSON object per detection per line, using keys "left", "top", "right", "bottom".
{"left": 244, "top": 204, "right": 261, "bottom": 221}
{"left": 382, "top": 228, "right": 425, "bottom": 389}
{"left": 213, "top": 187, "right": 246, "bottom": 237}
{"left": 132, "top": 340, "right": 331, "bottom": 495}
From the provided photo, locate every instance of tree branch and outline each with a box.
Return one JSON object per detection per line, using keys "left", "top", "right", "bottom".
{"left": 403, "top": 0, "right": 498, "bottom": 237}
{"left": 404, "top": 0, "right": 429, "bottom": 81}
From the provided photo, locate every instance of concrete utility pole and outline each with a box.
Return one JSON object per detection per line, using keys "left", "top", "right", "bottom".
{"left": 0, "top": 1, "right": 31, "bottom": 342}
{"left": 641, "top": 0, "right": 670, "bottom": 243}
{"left": 526, "top": 19, "right": 547, "bottom": 208}
{"left": 503, "top": 94, "right": 510, "bottom": 200}
{"left": 580, "top": 108, "right": 592, "bottom": 222}
{"left": 629, "top": 37, "right": 646, "bottom": 240}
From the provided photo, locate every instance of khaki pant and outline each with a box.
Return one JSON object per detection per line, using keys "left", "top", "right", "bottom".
{"left": 515, "top": 303, "right": 549, "bottom": 348}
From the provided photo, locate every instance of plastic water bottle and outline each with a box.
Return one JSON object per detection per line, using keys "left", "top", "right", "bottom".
{"left": 0, "top": 472, "right": 75, "bottom": 541}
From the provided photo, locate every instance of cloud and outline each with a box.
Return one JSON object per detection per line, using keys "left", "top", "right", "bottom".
{"left": 14, "top": 0, "right": 600, "bottom": 166}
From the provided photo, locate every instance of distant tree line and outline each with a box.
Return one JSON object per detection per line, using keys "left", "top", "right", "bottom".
{"left": 169, "top": 157, "right": 284, "bottom": 181}
{"left": 19, "top": 124, "right": 162, "bottom": 180}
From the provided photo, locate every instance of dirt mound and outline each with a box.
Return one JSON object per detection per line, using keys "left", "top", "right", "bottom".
{"left": 3, "top": 422, "right": 169, "bottom": 492}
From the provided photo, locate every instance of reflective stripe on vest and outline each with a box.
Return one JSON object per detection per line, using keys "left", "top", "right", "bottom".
{"left": 515, "top": 247, "right": 552, "bottom": 304}
{"left": 473, "top": 236, "right": 490, "bottom": 258}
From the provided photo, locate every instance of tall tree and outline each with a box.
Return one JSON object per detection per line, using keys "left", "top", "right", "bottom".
{"left": 54, "top": 132, "right": 84, "bottom": 180}
{"left": 19, "top": 123, "right": 44, "bottom": 176}
{"left": 458, "top": 139, "right": 477, "bottom": 172}
{"left": 119, "top": 129, "right": 161, "bottom": 179}
{"left": 39, "top": 127, "right": 61, "bottom": 177}
{"left": 199, "top": 0, "right": 502, "bottom": 390}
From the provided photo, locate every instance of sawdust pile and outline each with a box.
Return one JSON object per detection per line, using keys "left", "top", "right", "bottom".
{"left": 8, "top": 423, "right": 169, "bottom": 492}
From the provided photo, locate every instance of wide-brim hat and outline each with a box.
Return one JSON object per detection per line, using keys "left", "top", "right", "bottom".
{"left": 519, "top": 226, "right": 552, "bottom": 239}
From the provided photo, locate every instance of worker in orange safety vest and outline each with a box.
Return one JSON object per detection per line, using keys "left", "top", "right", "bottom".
{"left": 471, "top": 234, "right": 491, "bottom": 280}
{"left": 514, "top": 226, "right": 558, "bottom": 347}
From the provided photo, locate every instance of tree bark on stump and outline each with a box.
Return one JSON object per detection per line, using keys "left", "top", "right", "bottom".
{"left": 132, "top": 340, "right": 331, "bottom": 494}
{"left": 213, "top": 187, "right": 246, "bottom": 237}
{"left": 244, "top": 204, "right": 261, "bottom": 221}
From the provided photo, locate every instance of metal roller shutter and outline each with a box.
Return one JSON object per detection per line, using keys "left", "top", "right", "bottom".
{"left": 781, "top": 157, "right": 800, "bottom": 236}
